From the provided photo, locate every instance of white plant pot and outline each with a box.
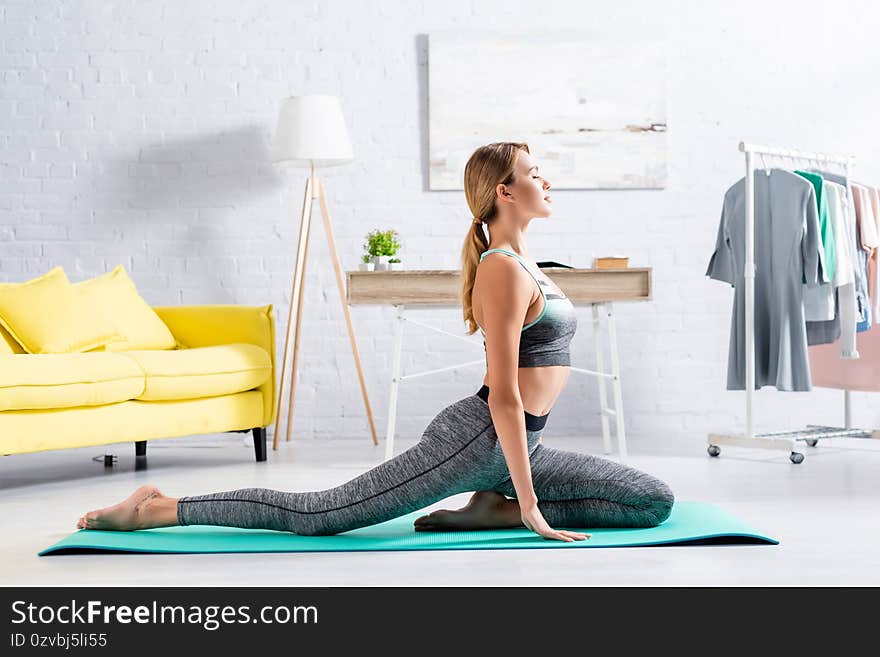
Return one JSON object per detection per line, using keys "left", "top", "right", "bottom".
{"left": 358, "top": 262, "right": 375, "bottom": 271}
{"left": 389, "top": 262, "right": 402, "bottom": 270}
{"left": 371, "top": 255, "right": 390, "bottom": 270}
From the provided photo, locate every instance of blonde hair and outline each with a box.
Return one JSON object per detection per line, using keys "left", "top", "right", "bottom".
{"left": 460, "top": 141, "right": 530, "bottom": 335}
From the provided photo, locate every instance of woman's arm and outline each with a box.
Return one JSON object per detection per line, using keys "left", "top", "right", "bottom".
{"left": 477, "top": 255, "right": 538, "bottom": 511}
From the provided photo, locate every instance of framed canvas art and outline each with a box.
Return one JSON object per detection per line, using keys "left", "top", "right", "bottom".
{"left": 428, "top": 30, "right": 667, "bottom": 190}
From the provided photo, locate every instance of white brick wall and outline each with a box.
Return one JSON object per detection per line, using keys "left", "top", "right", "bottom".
{"left": 3, "top": 0, "right": 880, "bottom": 446}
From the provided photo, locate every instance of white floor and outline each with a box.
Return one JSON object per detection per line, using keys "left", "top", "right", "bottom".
{"left": 2, "top": 431, "right": 879, "bottom": 586}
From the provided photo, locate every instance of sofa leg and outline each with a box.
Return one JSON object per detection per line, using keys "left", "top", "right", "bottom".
{"left": 252, "top": 427, "right": 267, "bottom": 462}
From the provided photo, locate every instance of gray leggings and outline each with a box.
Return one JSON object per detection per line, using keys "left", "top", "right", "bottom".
{"left": 177, "top": 385, "right": 675, "bottom": 535}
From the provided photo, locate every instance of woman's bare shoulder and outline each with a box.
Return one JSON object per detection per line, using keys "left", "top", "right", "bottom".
{"left": 475, "top": 252, "right": 526, "bottom": 290}
{"left": 475, "top": 253, "right": 533, "bottom": 316}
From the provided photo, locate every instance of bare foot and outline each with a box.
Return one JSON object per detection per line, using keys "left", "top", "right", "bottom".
{"left": 414, "top": 490, "right": 522, "bottom": 531}
{"left": 76, "top": 484, "right": 167, "bottom": 531}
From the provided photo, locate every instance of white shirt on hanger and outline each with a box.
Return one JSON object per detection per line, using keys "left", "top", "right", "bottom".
{"left": 824, "top": 180, "right": 858, "bottom": 358}
{"left": 868, "top": 186, "right": 880, "bottom": 323}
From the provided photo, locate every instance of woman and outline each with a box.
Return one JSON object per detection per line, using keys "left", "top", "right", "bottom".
{"left": 77, "top": 142, "right": 675, "bottom": 542}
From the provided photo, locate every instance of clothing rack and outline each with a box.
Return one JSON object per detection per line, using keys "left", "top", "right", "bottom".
{"left": 707, "top": 141, "right": 879, "bottom": 464}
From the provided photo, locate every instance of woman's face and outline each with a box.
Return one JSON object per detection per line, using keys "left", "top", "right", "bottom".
{"left": 501, "top": 150, "right": 552, "bottom": 218}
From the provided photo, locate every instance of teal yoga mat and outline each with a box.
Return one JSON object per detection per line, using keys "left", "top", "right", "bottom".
{"left": 39, "top": 501, "right": 778, "bottom": 556}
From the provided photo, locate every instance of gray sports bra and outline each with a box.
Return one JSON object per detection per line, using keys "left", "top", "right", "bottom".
{"left": 477, "top": 248, "right": 578, "bottom": 367}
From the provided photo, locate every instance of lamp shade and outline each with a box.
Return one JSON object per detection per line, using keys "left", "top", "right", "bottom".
{"left": 271, "top": 94, "right": 354, "bottom": 167}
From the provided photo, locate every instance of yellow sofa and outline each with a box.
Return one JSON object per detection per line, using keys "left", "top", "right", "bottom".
{"left": 0, "top": 304, "right": 277, "bottom": 464}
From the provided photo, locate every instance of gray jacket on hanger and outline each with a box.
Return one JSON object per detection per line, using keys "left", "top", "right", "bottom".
{"left": 707, "top": 168, "right": 822, "bottom": 391}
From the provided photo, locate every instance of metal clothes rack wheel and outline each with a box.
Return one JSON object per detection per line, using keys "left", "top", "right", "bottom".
{"left": 707, "top": 141, "right": 880, "bottom": 464}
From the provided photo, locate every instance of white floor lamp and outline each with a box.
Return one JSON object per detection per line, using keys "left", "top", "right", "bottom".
{"left": 271, "top": 94, "right": 378, "bottom": 450}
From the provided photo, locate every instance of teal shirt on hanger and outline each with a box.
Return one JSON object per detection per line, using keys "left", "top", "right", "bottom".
{"left": 795, "top": 169, "right": 835, "bottom": 284}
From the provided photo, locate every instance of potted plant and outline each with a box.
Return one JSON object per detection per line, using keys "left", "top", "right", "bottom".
{"left": 388, "top": 257, "right": 402, "bottom": 271}
{"left": 364, "top": 228, "right": 401, "bottom": 271}
{"left": 358, "top": 253, "right": 374, "bottom": 271}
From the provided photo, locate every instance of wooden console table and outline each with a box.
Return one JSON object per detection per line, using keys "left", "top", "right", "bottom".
{"left": 345, "top": 267, "right": 652, "bottom": 464}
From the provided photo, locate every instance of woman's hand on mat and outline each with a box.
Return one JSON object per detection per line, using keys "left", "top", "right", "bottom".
{"left": 520, "top": 505, "right": 591, "bottom": 542}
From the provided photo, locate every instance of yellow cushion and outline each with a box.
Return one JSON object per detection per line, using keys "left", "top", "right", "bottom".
{"left": 121, "top": 343, "right": 272, "bottom": 401}
{"left": 153, "top": 304, "right": 276, "bottom": 426}
{"left": 0, "top": 352, "right": 145, "bottom": 411}
{"left": 0, "top": 323, "right": 25, "bottom": 355}
{"left": 73, "top": 264, "right": 178, "bottom": 351}
{"left": 0, "top": 266, "right": 125, "bottom": 354}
